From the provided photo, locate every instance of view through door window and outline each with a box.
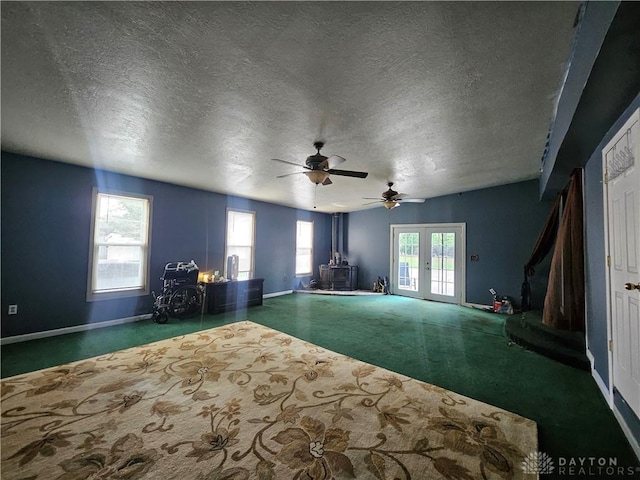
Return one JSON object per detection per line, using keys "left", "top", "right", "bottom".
{"left": 398, "top": 232, "right": 419, "bottom": 291}
{"left": 431, "top": 232, "right": 455, "bottom": 296}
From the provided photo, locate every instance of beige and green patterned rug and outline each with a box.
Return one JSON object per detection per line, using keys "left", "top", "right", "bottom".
{"left": 1, "top": 321, "right": 537, "bottom": 479}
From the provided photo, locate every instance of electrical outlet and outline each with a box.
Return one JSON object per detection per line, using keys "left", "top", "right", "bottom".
{"left": 8, "top": 305, "right": 18, "bottom": 315}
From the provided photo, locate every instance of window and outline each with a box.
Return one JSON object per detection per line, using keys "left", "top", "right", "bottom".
{"left": 88, "top": 190, "right": 151, "bottom": 299}
{"left": 226, "top": 210, "right": 255, "bottom": 280}
{"left": 296, "top": 220, "right": 313, "bottom": 276}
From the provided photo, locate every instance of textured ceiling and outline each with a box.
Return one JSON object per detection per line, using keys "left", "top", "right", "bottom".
{"left": 1, "top": 2, "right": 578, "bottom": 213}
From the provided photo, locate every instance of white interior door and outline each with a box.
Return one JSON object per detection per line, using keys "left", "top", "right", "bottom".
{"left": 603, "top": 108, "right": 640, "bottom": 418}
{"left": 391, "top": 224, "right": 465, "bottom": 304}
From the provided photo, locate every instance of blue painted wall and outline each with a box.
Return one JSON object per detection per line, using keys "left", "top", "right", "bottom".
{"left": 583, "top": 93, "right": 640, "bottom": 440}
{"left": 615, "top": 389, "right": 640, "bottom": 447}
{"left": 345, "top": 180, "right": 554, "bottom": 309}
{"left": 539, "top": 0, "right": 640, "bottom": 445}
{"left": 1, "top": 152, "right": 332, "bottom": 337}
{"left": 584, "top": 153, "right": 609, "bottom": 386}
{"left": 540, "top": 1, "right": 619, "bottom": 199}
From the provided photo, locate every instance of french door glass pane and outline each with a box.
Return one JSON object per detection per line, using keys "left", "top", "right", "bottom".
{"left": 431, "top": 232, "right": 455, "bottom": 296}
{"left": 398, "top": 232, "right": 419, "bottom": 291}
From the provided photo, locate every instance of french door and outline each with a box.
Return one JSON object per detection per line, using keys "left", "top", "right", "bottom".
{"left": 390, "top": 224, "right": 465, "bottom": 304}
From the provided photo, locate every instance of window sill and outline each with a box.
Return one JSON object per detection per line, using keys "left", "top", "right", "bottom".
{"left": 87, "top": 287, "right": 149, "bottom": 302}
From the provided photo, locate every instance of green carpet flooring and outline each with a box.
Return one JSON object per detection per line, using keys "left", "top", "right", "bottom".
{"left": 2, "top": 293, "right": 639, "bottom": 478}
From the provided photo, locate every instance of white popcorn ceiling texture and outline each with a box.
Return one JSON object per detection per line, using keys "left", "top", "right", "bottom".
{"left": 1, "top": 2, "right": 578, "bottom": 212}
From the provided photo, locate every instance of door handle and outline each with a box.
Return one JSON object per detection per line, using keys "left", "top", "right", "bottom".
{"left": 625, "top": 282, "right": 640, "bottom": 291}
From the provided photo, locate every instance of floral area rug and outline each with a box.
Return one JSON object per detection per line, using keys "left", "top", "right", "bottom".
{"left": 1, "top": 321, "right": 537, "bottom": 479}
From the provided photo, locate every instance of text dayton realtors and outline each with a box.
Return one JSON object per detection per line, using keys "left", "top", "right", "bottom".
{"left": 556, "top": 456, "right": 638, "bottom": 477}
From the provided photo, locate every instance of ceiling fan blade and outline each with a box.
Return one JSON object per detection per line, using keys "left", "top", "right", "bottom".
{"left": 276, "top": 171, "right": 307, "bottom": 178}
{"left": 398, "top": 198, "right": 426, "bottom": 203}
{"left": 363, "top": 200, "right": 382, "bottom": 205}
{"left": 326, "top": 169, "right": 368, "bottom": 178}
{"left": 322, "top": 176, "right": 333, "bottom": 186}
{"left": 319, "top": 155, "right": 346, "bottom": 170}
{"left": 271, "top": 158, "right": 306, "bottom": 168}
{"left": 362, "top": 197, "right": 383, "bottom": 200}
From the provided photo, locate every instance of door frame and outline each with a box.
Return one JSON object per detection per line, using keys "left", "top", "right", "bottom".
{"left": 389, "top": 223, "right": 466, "bottom": 304}
{"left": 601, "top": 107, "right": 640, "bottom": 458}
{"left": 602, "top": 145, "right": 615, "bottom": 408}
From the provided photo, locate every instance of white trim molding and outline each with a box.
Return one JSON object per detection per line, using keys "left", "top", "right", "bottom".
{"left": 263, "top": 290, "right": 293, "bottom": 299}
{"left": 613, "top": 407, "right": 640, "bottom": 461}
{"left": 1, "top": 292, "right": 294, "bottom": 345}
{"left": 1, "top": 314, "right": 151, "bottom": 345}
{"left": 587, "top": 349, "right": 613, "bottom": 408}
{"left": 389, "top": 222, "right": 466, "bottom": 304}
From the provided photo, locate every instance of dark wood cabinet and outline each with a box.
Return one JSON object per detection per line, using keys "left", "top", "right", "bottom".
{"left": 319, "top": 265, "right": 358, "bottom": 290}
{"left": 205, "top": 278, "right": 264, "bottom": 314}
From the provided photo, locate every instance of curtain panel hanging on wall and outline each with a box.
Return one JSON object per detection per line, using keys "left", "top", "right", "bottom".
{"left": 542, "top": 169, "right": 585, "bottom": 332}
{"left": 521, "top": 194, "right": 562, "bottom": 311}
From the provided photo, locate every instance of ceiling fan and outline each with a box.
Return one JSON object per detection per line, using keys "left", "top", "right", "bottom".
{"left": 363, "top": 182, "right": 426, "bottom": 209}
{"left": 271, "top": 142, "right": 369, "bottom": 185}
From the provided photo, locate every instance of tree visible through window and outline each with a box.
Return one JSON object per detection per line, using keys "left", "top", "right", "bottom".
{"left": 89, "top": 191, "right": 151, "bottom": 298}
{"left": 296, "top": 220, "right": 313, "bottom": 276}
{"left": 226, "top": 210, "right": 255, "bottom": 280}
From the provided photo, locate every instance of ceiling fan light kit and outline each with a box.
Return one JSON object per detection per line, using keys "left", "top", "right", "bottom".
{"left": 272, "top": 147, "right": 425, "bottom": 211}
{"left": 305, "top": 170, "right": 330, "bottom": 185}
{"left": 271, "top": 142, "right": 368, "bottom": 189}
{"left": 364, "top": 182, "right": 426, "bottom": 209}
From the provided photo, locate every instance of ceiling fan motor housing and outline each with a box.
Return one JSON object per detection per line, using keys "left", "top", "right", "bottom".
{"left": 306, "top": 142, "right": 327, "bottom": 169}
{"left": 306, "top": 153, "right": 327, "bottom": 169}
{"left": 383, "top": 186, "right": 398, "bottom": 200}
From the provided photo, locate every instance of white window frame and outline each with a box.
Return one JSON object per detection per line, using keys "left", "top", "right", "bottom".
{"left": 225, "top": 209, "right": 256, "bottom": 280}
{"left": 87, "top": 188, "right": 152, "bottom": 301}
{"left": 295, "top": 220, "right": 314, "bottom": 276}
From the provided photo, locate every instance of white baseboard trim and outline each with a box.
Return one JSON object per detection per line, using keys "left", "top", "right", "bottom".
{"left": 587, "top": 348, "right": 613, "bottom": 407}
{"left": 586, "top": 348, "right": 595, "bottom": 366}
{"left": 2, "top": 293, "right": 293, "bottom": 344}
{"left": 0, "top": 314, "right": 151, "bottom": 345}
{"left": 589, "top": 348, "right": 639, "bottom": 461}
{"left": 613, "top": 406, "right": 640, "bottom": 461}
{"left": 263, "top": 290, "right": 293, "bottom": 299}
{"left": 592, "top": 369, "right": 612, "bottom": 408}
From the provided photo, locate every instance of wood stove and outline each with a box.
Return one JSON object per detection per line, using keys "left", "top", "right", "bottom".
{"left": 319, "top": 265, "right": 358, "bottom": 291}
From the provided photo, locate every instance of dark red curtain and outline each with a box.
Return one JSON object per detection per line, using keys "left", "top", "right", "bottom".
{"left": 524, "top": 195, "right": 561, "bottom": 278}
{"left": 542, "top": 169, "right": 585, "bottom": 332}
{"left": 521, "top": 193, "right": 562, "bottom": 311}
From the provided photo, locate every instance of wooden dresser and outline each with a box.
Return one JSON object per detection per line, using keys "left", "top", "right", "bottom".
{"left": 205, "top": 278, "right": 264, "bottom": 314}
